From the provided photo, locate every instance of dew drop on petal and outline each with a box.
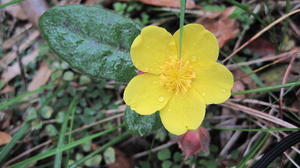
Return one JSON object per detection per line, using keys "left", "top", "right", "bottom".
{"left": 158, "top": 96, "right": 165, "bottom": 102}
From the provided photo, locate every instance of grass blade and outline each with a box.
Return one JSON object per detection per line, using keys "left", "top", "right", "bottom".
{"left": 237, "top": 133, "right": 269, "bottom": 167}
{"left": 54, "top": 96, "right": 78, "bottom": 168}
{"left": 0, "top": 0, "right": 23, "bottom": 9}
{"left": 178, "top": 0, "right": 186, "bottom": 58}
{"left": 210, "top": 127, "right": 300, "bottom": 132}
{"left": 232, "top": 80, "right": 300, "bottom": 95}
{"left": 64, "top": 95, "right": 77, "bottom": 167}
{"left": 0, "top": 83, "right": 53, "bottom": 110}
{"left": 10, "top": 125, "right": 123, "bottom": 168}
{"left": 0, "top": 122, "right": 30, "bottom": 164}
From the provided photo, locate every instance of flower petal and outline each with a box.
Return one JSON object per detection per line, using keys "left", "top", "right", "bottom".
{"left": 173, "top": 24, "right": 219, "bottom": 63}
{"left": 193, "top": 62, "right": 234, "bottom": 104}
{"left": 159, "top": 88, "right": 206, "bottom": 135}
{"left": 131, "top": 26, "right": 176, "bottom": 74}
{"left": 124, "top": 73, "right": 172, "bottom": 115}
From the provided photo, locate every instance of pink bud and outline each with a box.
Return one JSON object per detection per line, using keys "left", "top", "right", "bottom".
{"left": 177, "top": 127, "right": 210, "bottom": 158}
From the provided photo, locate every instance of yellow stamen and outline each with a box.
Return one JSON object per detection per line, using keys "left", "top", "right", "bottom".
{"left": 160, "top": 58, "right": 196, "bottom": 94}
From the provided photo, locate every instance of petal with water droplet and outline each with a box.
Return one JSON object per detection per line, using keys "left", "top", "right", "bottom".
{"left": 193, "top": 62, "right": 234, "bottom": 104}
{"left": 160, "top": 88, "right": 206, "bottom": 135}
{"left": 124, "top": 74, "right": 172, "bottom": 115}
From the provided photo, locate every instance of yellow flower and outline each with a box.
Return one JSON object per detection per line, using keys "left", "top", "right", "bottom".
{"left": 124, "top": 24, "right": 234, "bottom": 135}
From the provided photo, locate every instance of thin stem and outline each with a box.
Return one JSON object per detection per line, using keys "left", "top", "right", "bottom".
{"left": 0, "top": 0, "right": 23, "bottom": 9}
{"left": 178, "top": 0, "right": 186, "bottom": 59}
{"left": 226, "top": 0, "right": 266, "bottom": 26}
{"left": 232, "top": 80, "right": 300, "bottom": 95}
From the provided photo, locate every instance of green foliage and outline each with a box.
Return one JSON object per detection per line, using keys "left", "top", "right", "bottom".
{"left": 39, "top": 5, "right": 142, "bottom": 82}
{"left": 84, "top": 155, "right": 102, "bottom": 167}
{"left": 203, "top": 4, "right": 226, "bottom": 12}
{"left": 45, "top": 124, "right": 58, "bottom": 136}
{"left": 125, "top": 107, "right": 162, "bottom": 136}
{"left": 104, "top": 147, "right": 115, "bottom": 164}
{"left": 229, "top": 7, "right": 253, "bottom": 29}
{"left": 162, "top": 160, "right": 172, "bottom": 168}
{"left": 157, "top": 149, "right": 171, "bottom": 161}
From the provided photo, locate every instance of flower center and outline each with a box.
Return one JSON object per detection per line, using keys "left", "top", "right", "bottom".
{"left": 160, "top": 59, "right": 196, "bottom": 94}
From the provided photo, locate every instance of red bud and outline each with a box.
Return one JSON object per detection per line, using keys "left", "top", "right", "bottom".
{"left": 177, "top": 127, "right": 210, "bottom": 158}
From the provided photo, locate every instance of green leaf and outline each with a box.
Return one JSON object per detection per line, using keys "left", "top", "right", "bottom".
{"left": 124, "top": 107, "right": 162, "bottom": 136}
{"left": 162, "top": 160, "right": 172, "bottom": 168}
{"left": 39, "top": 5, "right": 141, "bottom": 82}
{"left": 157, "top": 149, "right": 171, "bottom": 161}
{"left": 104, "top": 147, "right": 115, "bottom": 164}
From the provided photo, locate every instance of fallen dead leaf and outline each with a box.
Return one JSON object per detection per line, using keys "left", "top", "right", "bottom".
{"left": 247, "top": 38, "right": 275, "bottom": 56}
{"left": 108, "top": 149, "right": 134, "bottom": 168}
{"left": 1, "top": 49, "right": 39, "bottom": 85}
{"left": 20, "top": 0, "right": 48, "bottom": 27}
{"left": 2, "top": 0, "right": 28, "bottom": 20}
{"left": 28, "top": 61, "right": 51, "bottom": 91}
{"left": 85, "top": 0, "right": 100, "bottom": 5}
{"left": 120, "top": 0, "right": 197, "bottom": 8}
{"left": 18, "top": 30, "right": 40, "bottom": 52}
{"left": 232, "top": 80, "right": 245, "bottom": 99}
{"left": 196, "top": 7, "right": 239, "bottom": 47}
{"left": 0, "top": 85, "right": 15, "bottom": 94}
{"left": 2, "top": 23, "right": 32, "bottom": 50}
{"left": 0, "top": 132, "right": 12, "bottom": 146}
{"left": 0, "top": 51, "right": 17, "bottom": 69}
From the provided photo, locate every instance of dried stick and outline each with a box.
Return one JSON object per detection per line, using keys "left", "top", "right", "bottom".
{"left": 222, "top": 9, "right": 300, "bottom": 63}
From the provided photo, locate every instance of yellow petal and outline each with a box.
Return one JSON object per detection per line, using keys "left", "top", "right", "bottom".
{"left": 193, "top": 62, "right": 234, "bottom": 104}
{"left": 159, "top": 88, "right": 206, "bottom": 135}
{"left": 173, "top": 24, "right": 219, "bottom": 63}
{"left": 131, "top": 26, "right": 176, "bottom": 74}
{"left": 124, "top": 73, "right": 172, "bottom": 115}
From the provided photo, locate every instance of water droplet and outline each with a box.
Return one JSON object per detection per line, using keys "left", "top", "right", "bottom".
{"left": 191, "top": 56, "right": 197, "bottom": 61}
{"left": 202, "top": 93, "right": 206, "bottom": 96}
{"left": 158, "top": 96, "right": 165, "bottom": 102}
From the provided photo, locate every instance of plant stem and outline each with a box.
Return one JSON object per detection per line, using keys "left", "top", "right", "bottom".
{"left": 179, "top": 0, "right": 186, "bottom": 59}
{"left": 232, "top": 80, "right": 300, "bottom": 95}
{"left": 0, "top": 0, "right": 23, "bottom": 9}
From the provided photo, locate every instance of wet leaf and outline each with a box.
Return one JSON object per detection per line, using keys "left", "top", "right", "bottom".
{"left": 39, "top": 5, "right": 141, "bottom": 82}
{"left": 124, "top": 107, "right": 161, "bottom": 136}
{"left": 196, "top": 7, "right": 239, "bottom": 47}
{"left": 157, "top": 149, "right": 171, "bottom": 161}
{"left": 104, "top": 147, "right": 116, "bottom": 164}
{"left": 247, "top": 38, "right": 275, "bottom": 56}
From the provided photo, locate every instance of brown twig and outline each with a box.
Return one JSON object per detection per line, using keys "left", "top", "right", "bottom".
{"left": 223, "top": 102, "right": 297, "bottom": 128}
{"left": 222, "top": 9, "right": 300, "bottom": 63}
{"left": 229, "top": 99, "right": 299, "bottom": 112}
{"left": 15, "top": 48, "right": 28, "bottom": 90}
{"left": 3, "top": 140, "right": 52, "bottom": 167}
{"left": 226, "top": 49, "right": 299, "bottom": 70}
{"left": 279, "top": 54, "right": 296, "bottom": 118}
{"left": 133, "top": 141, "right": 177, "bottom": 159}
